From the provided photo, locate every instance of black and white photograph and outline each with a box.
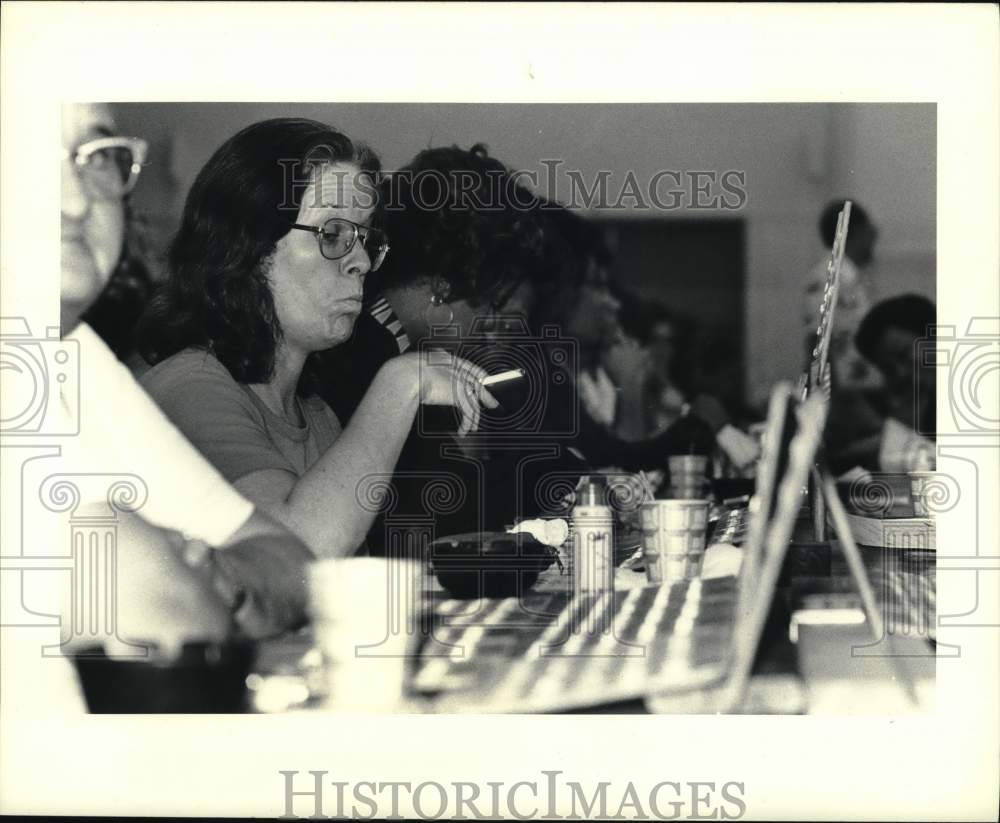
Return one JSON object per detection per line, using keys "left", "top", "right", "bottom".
{"left": 1, "top": 3, "right": 997, "bottom": 821}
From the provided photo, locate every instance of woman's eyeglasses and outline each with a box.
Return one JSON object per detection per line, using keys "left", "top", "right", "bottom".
{"left": 64, "top": 136, "right": 148, "bottom": 199}
{"left": 290, "top": 218, "right": 390, "bottom": 272}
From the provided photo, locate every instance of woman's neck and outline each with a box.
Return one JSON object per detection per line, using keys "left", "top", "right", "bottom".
{"left": 249, "top": 343, "right": 307, "bottom": 421}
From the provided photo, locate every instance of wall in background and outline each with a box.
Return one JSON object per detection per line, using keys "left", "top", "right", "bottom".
{"left": 113, "top": 103, "right": 935, "bottom": 407}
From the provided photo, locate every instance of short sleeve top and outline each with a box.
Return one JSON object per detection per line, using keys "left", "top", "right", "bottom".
{"left": 140, "top": 348, "right": 342, "bottom": 484}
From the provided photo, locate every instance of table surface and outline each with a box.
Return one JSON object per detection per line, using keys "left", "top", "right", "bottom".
{"left": 253, "top": 509, "right": 936, "bottom": 715}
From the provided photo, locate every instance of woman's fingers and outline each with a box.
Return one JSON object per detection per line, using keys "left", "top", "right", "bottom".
{"left": 451, "top": 356, "right": 489, "bottom": 387}
{"left": 456, "top": 377, "right": 482, "bottom": 436}
{"left": 414, "top": 352, "right": 495, "bottom": 430}
{"left": 480, "top": 387, "right": 499, "bottom": 409}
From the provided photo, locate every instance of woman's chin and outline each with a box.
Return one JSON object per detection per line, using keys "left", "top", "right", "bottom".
{"left": 322, "top": 316, "right": 359, "bottom": 347}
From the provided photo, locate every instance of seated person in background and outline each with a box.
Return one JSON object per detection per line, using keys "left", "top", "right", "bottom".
{"left": 824, "top": 293, "right": 936, "bottom": 475}
{"left": 6, "top": 104, "right": 314, "bottom": 714}
{"left": 138, "top": 120, "right": 495, "bottom": 558}
{"left": 530, "top": 205, "right": 759, "bottom": 479}
{"left": 803, "top": 198, "right": 881, "bottom": 391}
{"left": 518, "top": 203, "right": 718, "bottom": 476}
{"left": 603, "top": 291, "right": 688, "bottom": 441}
{"left": 557, "top": 228, "right": 624, "bottom": 431}
{"left": 604, "top": 291, "right": 761, "bottom": 474}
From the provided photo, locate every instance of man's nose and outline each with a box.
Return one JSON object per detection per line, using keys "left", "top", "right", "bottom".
{"left": 61, "top": 156, "right": 90, "bottom": 220}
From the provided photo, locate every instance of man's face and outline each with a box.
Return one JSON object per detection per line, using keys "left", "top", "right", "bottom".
{"left": 847, "top": 222, "right": 878, "bottom": 267}
{"left": 648, "top": 320, "right": 677, "bottom": 371}
{"left": 61, "top": 103, "right": 126, "bottom": 331}
{"left": 563, "top": 260, "right": 622, "bottom": 349}
{"left": 872, "top": 325, "right": 922, "bottom": 392}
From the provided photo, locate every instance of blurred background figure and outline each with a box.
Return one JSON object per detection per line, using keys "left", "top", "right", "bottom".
{"left": 824, "top": 293, "right": 936, "bottom": 475}
{"left": 598, "top": 283, "right": 762, "bottom": 476}
{"left": 803, "top": 198, "right": 880, "bottom": 391}
{"left": 524, "top": 202, "right": 721, "bottom": 469}
{"left": 603, "top": 290, "right": 689, "bottom": 441}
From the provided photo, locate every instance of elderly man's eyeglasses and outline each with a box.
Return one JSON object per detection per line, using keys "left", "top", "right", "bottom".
{"left": 290, "top": 218, "right": 390, "bottom": 272}
{"left": 64, "top": 136, "right": 148, "bottom": 199}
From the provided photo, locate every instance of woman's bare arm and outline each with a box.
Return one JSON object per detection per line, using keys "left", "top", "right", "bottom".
{"left": 234, "top": 354, "right": 494, "bottom": 557}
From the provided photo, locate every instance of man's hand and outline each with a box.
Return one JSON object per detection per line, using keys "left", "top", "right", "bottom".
{"left": 60, "top": 513, "right": 232, "bottom": 660}
{"left": 212, "top": 534, "right": 312, "bottom": 639}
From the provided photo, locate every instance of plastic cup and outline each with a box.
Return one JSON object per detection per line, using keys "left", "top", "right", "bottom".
{"left": 668, "top": 455, "right": 709, "bottom": 499}
{"left": 640, "top": 500, "right": 709, "bottom": 583}
{"left": 308, "top": 557, "right": 424, "bottom": 712}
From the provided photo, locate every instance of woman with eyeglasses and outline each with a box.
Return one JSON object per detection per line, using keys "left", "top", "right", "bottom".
{"left": 138, "top": 118, "right": 497, "bottom": 557}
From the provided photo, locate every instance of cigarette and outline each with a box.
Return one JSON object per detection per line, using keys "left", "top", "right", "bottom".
{"left": 481, "top": 368, "right": 525, "bottom": 387}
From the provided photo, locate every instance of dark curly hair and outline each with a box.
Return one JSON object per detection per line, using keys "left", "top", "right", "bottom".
{"left": 375, "top": 143, "right": 543, "bottom": 310}
{"left": 819, "top": 198, "right": 872, "bottom": 248}
{"left": 855, "top": 293, "right": 936, "bottom": 362}
{"left": 528, "top": 199, "right": 613, "bottom": 330}
{"left": 138, "top": 118, "right": 381, "bottom": 389}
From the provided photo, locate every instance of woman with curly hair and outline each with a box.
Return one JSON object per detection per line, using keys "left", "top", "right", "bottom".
{"left": 138, "top": 119, "right": 496, "bottom": 557}
{"left": 314, "top": 143, "right": 543, "bottom": 425}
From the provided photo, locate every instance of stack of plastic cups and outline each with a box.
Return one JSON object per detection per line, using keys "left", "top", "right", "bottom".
{"left": 667, "top": 455, "right": 709, "bottom": 500}
{"left": 639, "top": 499, "right": 710, "bottom": 584}
{"left": 307, "top": 557, "right": 423, "bottom": 712}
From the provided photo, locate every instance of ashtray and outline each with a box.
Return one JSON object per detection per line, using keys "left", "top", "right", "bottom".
{"left": 429, "top": 532, "right": 559, "bottom": 599}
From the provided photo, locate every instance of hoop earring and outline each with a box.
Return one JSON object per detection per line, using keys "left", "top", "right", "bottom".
{"left": 423, "top": 293, "right": 455, "bottom": 330}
